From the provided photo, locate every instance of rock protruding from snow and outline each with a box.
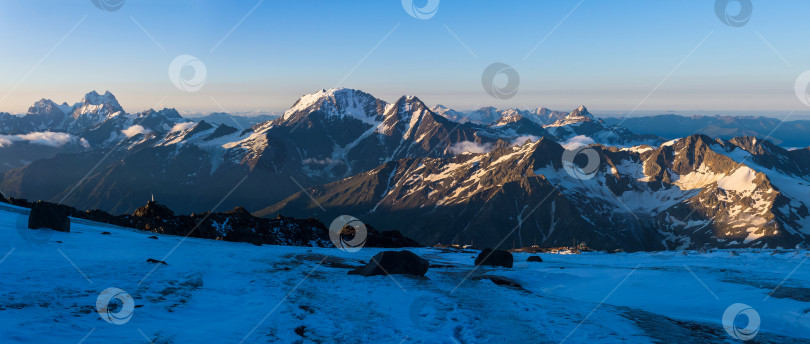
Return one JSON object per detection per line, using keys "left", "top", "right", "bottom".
{"left": 348, "top": 250, "right": 429, "bottom": 276}
{"left": 475, "top": 249, "right": 514, "bottom": 268}
{"left": 28, "top": 201, "right": 71, "bottom": 232}
{"left": 527, "top": 255, "right": 543, "bottom": 262}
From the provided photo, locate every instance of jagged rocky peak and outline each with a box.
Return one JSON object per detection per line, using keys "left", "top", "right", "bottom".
{"left": 81, "top": 90, "right": 121, "bottom": 108}
{"left": 566, "top": 105, "right": 595, "bottom": 121}
{"left": 70, "top": 90, "right": 125, "bottom": 120}
{"left": 27, "top": 98, "right": 69, "bottom": 116}
{"left": 431, "top": 104, "right": 452, "bottom": 112}
{"left": 378, "top": 95, "right": 438, "bottom": 137}
{"left": 137, "top": 108, "right": 182, "bottom": 119}
{"left": 546, "top": 105, "right": 596, "bottom": 127}
{"left": 728, "top": 136, "right": 781, "bottom": 156}
{"left": 392, "top": 94, "right": 430, "bottom": 113}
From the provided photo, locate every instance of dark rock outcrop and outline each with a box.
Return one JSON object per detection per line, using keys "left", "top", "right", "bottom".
{"left": 364, "top": 225, "right": 422, "bottom": 248}
{"left": 348, "top": 250, "right": 429, "bottom": 277}
{"left": 5, "top": 198, "right": 421, "bottom": 249}
{"left": 527, "top": 255, "right": 543, "bottom": 262}
{"left": 475, "top": 249, "right": 513, "bottom": 268}
{"left": 28, "top": 201, "right": 71, "bottom": 232}
{"left": 133, "top": 201, "right": 175, "bottom": 218}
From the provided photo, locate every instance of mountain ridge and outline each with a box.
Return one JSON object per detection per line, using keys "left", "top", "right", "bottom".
{"left": 3, "top": 89, "right": 807, "bottom": 250}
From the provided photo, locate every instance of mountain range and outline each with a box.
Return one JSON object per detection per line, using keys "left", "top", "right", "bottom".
{"left": 1, "top": 89, "right": 809, "bottom": 251}
{"left": 603, "top": 115, "right": 810, "bottom": 148}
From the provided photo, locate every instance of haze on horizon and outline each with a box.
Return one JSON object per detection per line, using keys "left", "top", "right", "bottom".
{"left": 2, "top": 0, "right": 810, "bottom": 118}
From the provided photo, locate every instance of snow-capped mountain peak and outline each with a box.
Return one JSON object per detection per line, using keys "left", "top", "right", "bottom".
{"left": 72, "top": 90, "right": 123, "bottom": 117}
{"left": 80, "top": 90, "right": 121, "bottom": 108}
{"left": 546, "top": 105, "right": 595, "bottom": 127}
{"left": 280, "top": 88, "right": 385, "bottom": 125}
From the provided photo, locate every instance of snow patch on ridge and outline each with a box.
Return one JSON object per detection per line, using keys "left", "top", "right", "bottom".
{"left": 717, "top": 166, "right": 758, "bottom": 193}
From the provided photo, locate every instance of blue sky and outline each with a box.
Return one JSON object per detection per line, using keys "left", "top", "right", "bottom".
{"left": 1, "top": 0, "right": 810, "bottom": 117}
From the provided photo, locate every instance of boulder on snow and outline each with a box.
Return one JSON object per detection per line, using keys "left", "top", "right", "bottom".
{"left": 28, "top": 201, "right": 71, "bottom": 232}
{"left": 474, "top": 249, "right": 513, "bottom": 268}
{"left": 527, "top": 255, "right": 543, "bottom": 262}
{"left": 348, "top": 250, "right": 429, "bottom": 277}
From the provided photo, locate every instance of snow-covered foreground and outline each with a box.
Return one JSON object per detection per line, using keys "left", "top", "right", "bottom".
{"left": 1, "top": 204, "right": 809, "bottom": 343}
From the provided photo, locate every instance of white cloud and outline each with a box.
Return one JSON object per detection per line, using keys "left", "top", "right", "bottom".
{"left": 121, "top": 125, "right": 152, "bottom": 138}
{"left": 302, "top": 158, "right": 342, "bottom": 165}
{"left": 0, "top": 131, "right": 82, "bottom": 148}
{"left": 511, "top": 135, "right": 539, "bottom": 146}
{"left": 17, "top": 132, "right": 75, "bottom": 147}
{"left": 449, "top": 141, "right": 494, "bottom": 155}
{"left": 562, "top": 135, "right": 595, "bottom": 150}
{"left": 170, "top": 122, "right": 196, "bottom": 133}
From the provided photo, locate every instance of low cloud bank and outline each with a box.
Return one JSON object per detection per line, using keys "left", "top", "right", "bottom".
{"left": 0, "top": 131, "right": 89, "bottom": 148}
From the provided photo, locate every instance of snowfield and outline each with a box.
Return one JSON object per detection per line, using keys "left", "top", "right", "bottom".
{"left": 1, "top": 204, "right": 809, "bottom": 343}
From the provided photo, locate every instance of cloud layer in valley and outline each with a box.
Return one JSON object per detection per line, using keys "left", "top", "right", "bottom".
{"left": 0, "top": 132, "right": 89, "bottom": 148}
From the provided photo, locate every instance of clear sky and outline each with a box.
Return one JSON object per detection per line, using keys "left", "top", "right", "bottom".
{"left": 1, "top": 0, "right": 810, "bottom": 117}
